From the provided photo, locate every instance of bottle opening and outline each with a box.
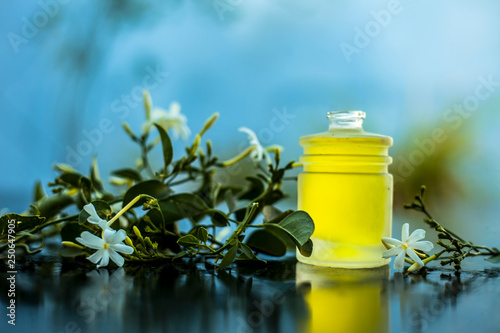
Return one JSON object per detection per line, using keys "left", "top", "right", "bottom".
{"left": 327, "top": 111, "right": 365, "bottom": 130}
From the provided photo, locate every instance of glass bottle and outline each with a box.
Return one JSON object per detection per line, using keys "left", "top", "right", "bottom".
{"left": 296, "top": 111, "right": 393, "bottom": 268}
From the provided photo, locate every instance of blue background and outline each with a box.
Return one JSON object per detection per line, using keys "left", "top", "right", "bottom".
{"left": 1, "top": 0, "right": 500, "bottom": 245}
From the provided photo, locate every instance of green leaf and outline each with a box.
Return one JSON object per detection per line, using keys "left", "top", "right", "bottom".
{"left": 271, "top": 169, "right": 285, "bottom": 184}
{"left": 214, "top": 186, "right": 242, "bottom": 206}
{"left": 266, "top": 189, "right": 285, "bottom": 206}
{"left": 61, "top": 221, "right": 94, "bottom": 243}
{"left": 265, "top": 209, "right": 294, "bottom": 225}
{"left": 211, "top": 210, "right": 229, "bottom": 227}
{"left": 224, "top": 190, "right": 236, "bottom": 213}
{"left": 177, "top": 234, "right": 200, "bottom": 247}
{"left": 173, "top": 251, "right": 188, "bottom": 260}
{"left": 59, "top": 247, "right": 85, "bottom": 258}
{"left": 218, "top": 243, "right": 239, "bottom": 270}
{"left": 78, "top": 200, "right": 112, "bottom": 225}
{"left": 112, "top": 168, "right": 142, "bottom": 182}
{"left": 57, "top": 171, "right": 86, "bottom": 188}
{"left": 0, "top": 214, "right": 46, "bottom": 236}
{"left": 238, "top": 242, "right": 267, "bottom": 263}
{"left": 35, "top": 194, "right": 74, "bottom": 219}
{"left": 153, "top": 123, "right": 173, "bottom": 173}
{"left": 239, "top": 242, "right": 255, "bottom": 258}
{"left": 234, "top": 207, "right": 247, "bottom": 222}
{"left": 149, "top": 193, "right": 211, "bottom": 226}
{"left": 170, "top": 193, "right": 209, "bottom": 212}
{"left": 150, "top": 201, "right": 182, "bottom": 225}
{"left": 245, "top": 229, "right": 287, "bottom": 257}
{"left": 262, "top": 205, "right": 282, "bottom": 222}
{"left": 265, "top": 210, "right": 314, "bottom": 248}
{"left": 91, "top": 156, "right": 104, "bottom": 192}
{"left": 485, "top": 255, "right": 500, "bottom": 264}
{"left": 197, "top": 227, "right": 208, "bottom": 243}
{"left": 33, "top": 181, "right": 46, "bottom": 202}
{"left": 78, "top": 177, "right": 92, "bottom": 206}
{"left": 123, "top": 180, "right": 171, "bottom": 208}
{"left": 239, "top": 177, "right": 265, "bottom": 201}
{"left": 299, "top": 238, "right": 313, "bottom": 257}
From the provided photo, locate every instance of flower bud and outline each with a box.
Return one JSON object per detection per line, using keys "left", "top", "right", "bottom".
{"left": 133, "top": 226, "right": 144, "bottom": 240}
{"left": 125, "top": 237, "right": 134, "bottom": 248}
{"left": 62, "top": 241, "right": 85, "bottom": 249}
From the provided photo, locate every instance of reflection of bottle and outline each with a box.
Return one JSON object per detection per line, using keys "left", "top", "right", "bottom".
{"left": 297, "top": 111, "right": 393, "bottom": 267}
{"left": 296, "top": 263, "right": 390, "bottom": 333}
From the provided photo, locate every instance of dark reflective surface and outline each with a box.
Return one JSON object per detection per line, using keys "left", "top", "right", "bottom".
{"left": 2, "top": 245, "right": 500, "bottom": 333}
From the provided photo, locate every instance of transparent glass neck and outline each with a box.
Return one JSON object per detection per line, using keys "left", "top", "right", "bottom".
{"left": 327, "top": 111, "right": 365, "bottom": 130}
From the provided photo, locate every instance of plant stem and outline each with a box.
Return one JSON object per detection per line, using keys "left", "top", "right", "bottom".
{"left": 34, "top": 214, "right": 79, "bottom": 231}
{"left": 108, "top": 194, "right": 159, "bottom": 227}
{"left": 140, "top": 136, "right": 155, "bottom": 178}
{"left": 416, "top": 196, "right": 466, "bottom": 243}
{"left": 199, "top": 202, "right": 259, "bottom": 256}
{"left": 169, "top": 176, "right": 196, "bottom": 186}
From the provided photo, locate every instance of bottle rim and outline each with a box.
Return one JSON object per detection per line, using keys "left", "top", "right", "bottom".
{"left": 327, "top": 111, "right": 366, "bottom": 119}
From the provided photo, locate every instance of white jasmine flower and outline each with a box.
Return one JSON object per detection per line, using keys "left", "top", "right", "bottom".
{"left": 83, "top": 203, "right": 109, "bottom": 230}
{"left": 382, "top": 223, "right": 434, "bottom": 270}
{"left": 238, "top": 127, "right": 283, "bottom": 165}
{"left": 76, "top": 229, "right": 134, "bottom": 268}
{"left": 145, "top": 102, "right": 191, "bottom": 140}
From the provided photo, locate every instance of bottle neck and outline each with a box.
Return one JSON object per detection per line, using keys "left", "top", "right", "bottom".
{"left": 327, "top": 111, "right": 365, "bottom": 130}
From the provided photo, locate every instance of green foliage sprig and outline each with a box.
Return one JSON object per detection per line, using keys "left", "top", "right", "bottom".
{"left": 404, "top": 186, "right": 500, "bottom": 273}
{"left": 0, "top": 92, "right": 314, "bottom": 270}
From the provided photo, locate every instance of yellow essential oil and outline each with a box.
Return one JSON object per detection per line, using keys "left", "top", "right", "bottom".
{"left": 295, "top": 263, "right": 390, "bottom": 333}
{"left": 296, "top": 111, "right": 393, "bottom": 268}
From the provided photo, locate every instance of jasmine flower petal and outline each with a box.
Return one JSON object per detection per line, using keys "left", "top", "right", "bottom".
{"left": 382, "top": 246, "right": 403, "bottom": 259}
{"left": 103, "top": 229, "right": 127, "bottom": 244}
{"left": 401, "top": 223, "right": 409, "bottom": 241}
{"left": 108, "top": 249, "right": 125, "bottom": 267}
{"left": 83, "top": 203, "right": 110, "bottom": 230}
{"left": 411, "top": 241, "right": 434, "bottom": 252}
{"left": 394, "top": 250, "right": 406, "bottom": 270}
{"left": 110, "top": 244, "right": 134, "bottom": 255}
{"left": 406, "top": 249, "right": 425, "bottom": 266}
{"left": 381, "top": 237, "right": 403, "bottom": 247}
{"left": 87, "top": 249, "right": 104, "bottom": 264}
{"left": 407, "top": 229, "right": 426, "bottom": 244}
{"left": 97, "top": 251, "right": 110, "bottom": 268}
{"left": 77, "top": 231, "right": 104, "bottom": 249}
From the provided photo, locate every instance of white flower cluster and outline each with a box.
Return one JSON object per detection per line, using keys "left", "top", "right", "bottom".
{"left": 76, "top": 204, "right": 134, "bottom": 268}
{"left": 143, "top": 100, "right": 191, "bottom": 141}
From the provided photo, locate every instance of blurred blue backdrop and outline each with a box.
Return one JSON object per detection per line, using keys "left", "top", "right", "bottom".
{"left": 1, "top": 0, "right": 500, "bottom": 243}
